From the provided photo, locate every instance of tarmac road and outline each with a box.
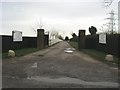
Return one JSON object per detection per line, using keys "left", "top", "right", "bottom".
{"left": 2, "top": 41, "right": 119, "bottom": 88}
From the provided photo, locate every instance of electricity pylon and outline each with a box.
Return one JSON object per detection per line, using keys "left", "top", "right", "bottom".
{"left": 106, "top": 10, "right": 116, "bottom": 34}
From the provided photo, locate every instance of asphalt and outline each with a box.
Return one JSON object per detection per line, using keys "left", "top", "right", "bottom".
{"left": 2, "top": 41, "right": 119, "bottom": 88}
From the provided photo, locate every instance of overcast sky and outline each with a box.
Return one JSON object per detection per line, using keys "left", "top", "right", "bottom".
{"left": 1, "top": 0, "right": 119, "bottom": 38}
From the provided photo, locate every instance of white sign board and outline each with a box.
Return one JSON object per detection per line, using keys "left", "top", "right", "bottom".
{"left": 13, "top": 31, "right": 22, "bottom": 42}
{"left": 99, "top": 33, "right": 106, "bottom": 44}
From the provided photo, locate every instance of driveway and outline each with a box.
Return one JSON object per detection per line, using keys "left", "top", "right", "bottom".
{"left": 2, "top": 41, "right": 119, "bottom": 88}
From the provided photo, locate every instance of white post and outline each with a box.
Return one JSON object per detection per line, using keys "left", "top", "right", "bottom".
{"left": 118, "top": 1, "right": 120, "bottom": 33}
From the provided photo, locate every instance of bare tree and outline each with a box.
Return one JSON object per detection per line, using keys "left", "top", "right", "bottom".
{"left": 36, "top": 18, "right": 44, "bottom": 29}
{"left": 31, "top": 18, "right": 45, "bottom": 34}
{"left": 103, "top": 0, "right": 114, "bottom": 7}
{"left": 50, "top": 30, "right": 59, "bottom": 39}
{"left": 58, "top": 35, "right": 64, "bottom": 40}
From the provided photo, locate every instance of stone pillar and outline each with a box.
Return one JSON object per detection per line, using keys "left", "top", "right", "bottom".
{"left": 37, "top": 29, "right": 44, "bottom": 49}
{"left": 78, "top": 30, "right": 86, "bottom": 50}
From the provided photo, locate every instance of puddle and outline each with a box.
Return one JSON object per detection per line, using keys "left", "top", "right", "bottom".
{"left": 27, "top": 76, "right": 118, "bottom": 87}
{"left": 64, "top": 48, "right": 75, "bottom": 54}
{"left": 31, "top": 63, "right": 37, "bottom": 68}
{"left": 70, "top": 48, "right": 76, "bottom": 51}
{"left": 64, "top": 50, "right": 73, "bottom": 53}
{"left": 111, "top": 67, "right": 118, "bottom": 70}
{"left": 51, "top": 47, "right": 59, "bottom": 49}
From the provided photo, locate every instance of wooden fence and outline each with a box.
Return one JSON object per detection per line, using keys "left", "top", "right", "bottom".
{"left": 2, "top": 35, "right": 49, "bottom": 52}
{"left": 85, "top": 34, "right": 120, "bottom": 57}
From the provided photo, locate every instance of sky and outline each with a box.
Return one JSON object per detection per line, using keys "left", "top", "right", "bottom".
{"left": 0, "top": 0, "right": 119, "bottom": 38}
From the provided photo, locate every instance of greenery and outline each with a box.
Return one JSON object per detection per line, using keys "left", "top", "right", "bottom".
{"left": 2, "top": 48, "right": 39, "bottom": 59}
{"left": 81, "top": 49, "right": 119, "bottom": 64}
{"left": 89, "top": 26, "right": 97, "bottom": 35}
{"left": 69, "top": 41, "right": 119, "bottom": 65}
{"left": 72, "top": 33, "right": 77, "bottom": 37}
{"left": 58, "top": 35, "right": 64, "bottom": 40}
{"left": 69, "top": 41, "right": 78, "bottom": 49}
{"left": 70, "top": 33, "right": 78, "bottom": 42}
{"left": 65, "top": 36, "right": 69, "bottom": 41}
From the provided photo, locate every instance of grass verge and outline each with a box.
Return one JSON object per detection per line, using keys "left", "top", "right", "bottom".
{"left": 2, "top": 41, "right": 61, "bottom": 59}
{"left": 2, "top": 48, "right": 39, "bottom": 59}
{"left": 68, "top": 41, "right": 78, "bottom": 49}
{"left": 69, "top": 41, "right": 119, "bottom": 65}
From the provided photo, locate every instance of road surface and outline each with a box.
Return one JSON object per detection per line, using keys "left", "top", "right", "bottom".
{"left": 2, "top": 41, "right": 119, "bottom": 88}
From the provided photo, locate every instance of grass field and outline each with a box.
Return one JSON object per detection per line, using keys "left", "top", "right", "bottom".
{"left": 69, "top": 41, "right": 119, "bottom": 65}
{"left": 68, "top": 41, "right": 78, "bottom": 49}
{"left": 2, "top": 48, "right": 39, "bottom": 59}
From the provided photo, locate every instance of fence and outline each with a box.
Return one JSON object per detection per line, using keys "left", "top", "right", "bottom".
{"left": 2, "top": 35, "right": 49, "bottom": 52}
{"left": 85, "top": 34, "right": 120, "bottom": 57}
{"left": 49, "top": 38, "right": 62, "bottom": 46}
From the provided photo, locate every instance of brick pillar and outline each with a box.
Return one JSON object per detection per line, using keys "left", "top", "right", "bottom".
{"left": 37, "top": 29, "right": 44, "bottom": 49}
{"left": 78, "top": 30, "right": 86, "bottom": 50}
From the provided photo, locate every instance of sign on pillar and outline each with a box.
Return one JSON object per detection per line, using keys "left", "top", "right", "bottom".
{"left": 12, "top": 31, "right": 22, "bottom": 42}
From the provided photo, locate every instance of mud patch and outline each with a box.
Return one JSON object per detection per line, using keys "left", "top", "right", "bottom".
{"left": 38, "top": 55, "right": 44, "bottom": 57}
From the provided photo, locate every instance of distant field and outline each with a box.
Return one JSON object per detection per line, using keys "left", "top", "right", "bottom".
{"left": 68, "top": 41, "right": 78, "bottom": 49}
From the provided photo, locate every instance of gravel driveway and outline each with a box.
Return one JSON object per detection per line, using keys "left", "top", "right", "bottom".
{"left": 2, "top": 41, "right": 119, "bottom": 88}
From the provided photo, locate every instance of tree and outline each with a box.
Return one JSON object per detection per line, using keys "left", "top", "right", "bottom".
{"left": 103, "top": 0, "right": 114, "bottom": 8}
{"left": 58, "top": 35, "right": 64, "bottom": 40}
{"left": 70, "top": 32, "right": 78, "bottom": 42}
{"left": 72, "top": 33, "right": 77, "bottom": 38}
{"left": 31, "top": 18, "right": 45, "bottom": 34}
{"left": 89, "top": 26, "right": 97, "bottom": 35}
{"left": 50, "top": 30, "right": 59, "bottom": 39}
{"left": 65, "top": 36, "right": 69, "bottom": 41}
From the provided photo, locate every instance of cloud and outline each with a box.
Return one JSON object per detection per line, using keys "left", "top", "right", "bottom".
{"left": 1, "top": 1, "right": 118, "bottom": 36}
{"left": 1, "top": 0, "right": 99, "bottom": 3}
{"left": 2, "top": 2, "right": 105, "bottom": 21}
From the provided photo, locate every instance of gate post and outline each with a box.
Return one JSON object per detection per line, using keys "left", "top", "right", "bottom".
{"left": 78, "top": 30, "right": 86, "bottom": 50}
{"left": 37, "top": 29, "right": 44, "bottom": 49}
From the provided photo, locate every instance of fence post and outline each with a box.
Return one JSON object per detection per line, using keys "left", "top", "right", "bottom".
{"left": 78, "top": 30, "right": 86, "bottom": 50}
{"left": 37, "top": 29, "right": 44, "bottom": 49}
